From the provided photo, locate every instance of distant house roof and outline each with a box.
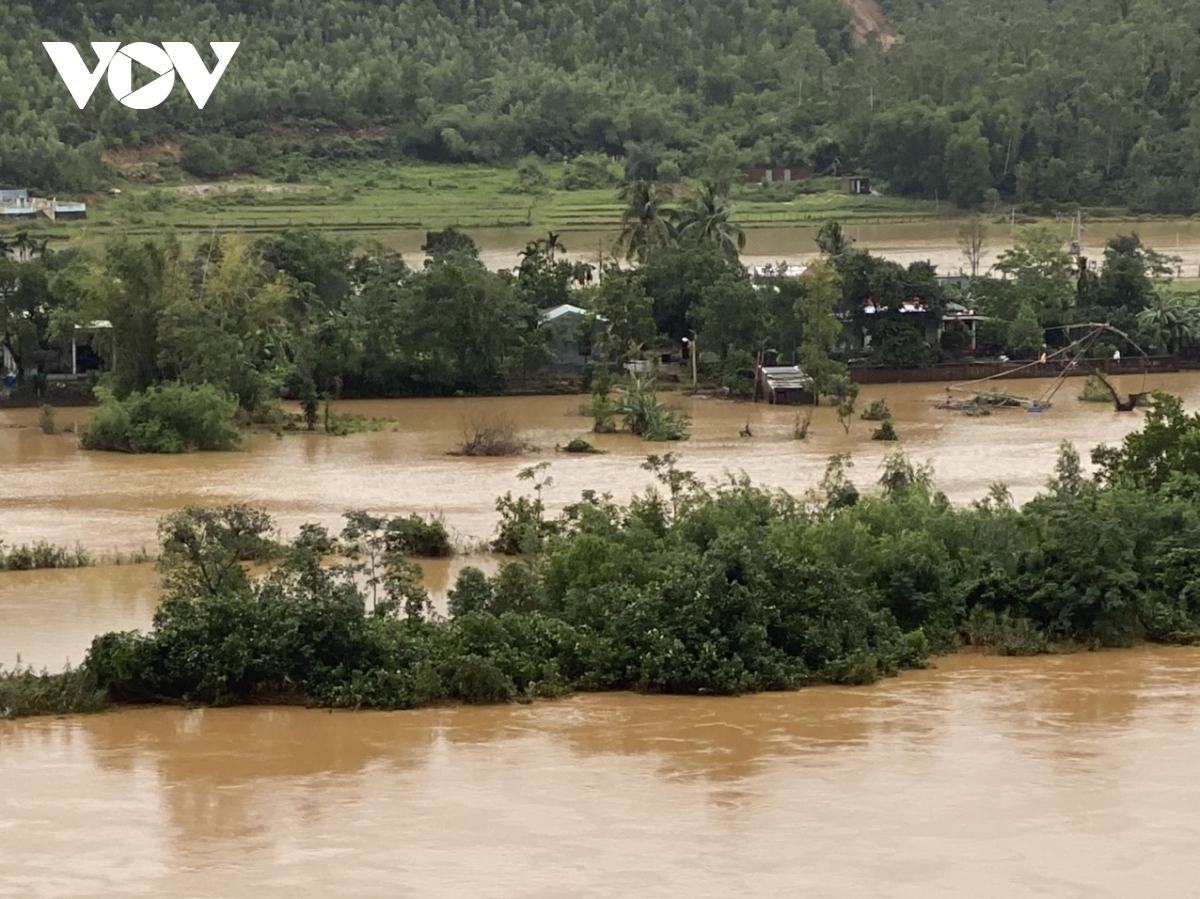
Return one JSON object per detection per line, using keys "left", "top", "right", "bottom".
{"left": 752, "top": 263, "right": 808, "bottom": 278}
{"left": 856, "top": 300, "right": 986, "bottom": 322}
{"left": 539, "top": 304, "right": 606, "bottom": 323}
{"left": 0, "top": 189, "right": 29, "bottom": 203}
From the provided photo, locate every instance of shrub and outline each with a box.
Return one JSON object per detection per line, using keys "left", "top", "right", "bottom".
{"left": 452, "top": 417, "right": 535, "bottom": 456}
{"left": 39, "top": 404, "right": 56, "bottom": 435}
{"left": 81, "top": 383, "right": 242, "bottom": 453}
{"left": 0, "top": 540, "right": 90, "bottom": 570}
{"left": 386, "top": 514, "right": 453, "bottom": 557}
{"left": 0, "top": 664, "right": 109, "bottom": 718}
{"left": 872, "top": 419, "right": 899, "bottom": 441}
{"left": 861, "top": 398, "right": 891, "bottom": 421}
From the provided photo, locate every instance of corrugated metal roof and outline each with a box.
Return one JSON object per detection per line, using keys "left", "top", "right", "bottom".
{"left": 761, "top": 365, "right": 812, "bottom": 390}
{"left": 540, "top": 304, "right": 606, "bottom": 323}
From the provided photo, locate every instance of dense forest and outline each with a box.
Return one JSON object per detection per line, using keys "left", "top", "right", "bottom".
{"left": 5, "top": 0, "right": 1200, "bottom": 211}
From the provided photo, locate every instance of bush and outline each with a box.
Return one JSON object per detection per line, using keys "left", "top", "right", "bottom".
{"left": 386, "top": 514, "right": 453, "bottom": 557}
{"left": 0, "top": 665, "right": 109, "bottom": 718}
{"left": 1079, "top": 374, "right": 1115, "bottom": 403}
{"left": 179, "top": 137, "right": 232, "bottom": 179}
{"left": 871, "top": 419, "right": 899, "bottom": 441}
{"left": 81, "top": 383, "right": 242, "bottom": 453}
{"left": 0, "top": 540, "right": 90, "bottom": 570}
{"left": 39, "top": 404, "right": 56, "bottom": 435}
{"left": 861, "top": 398, "right": 891, "bottom": 421}
{"left": 452, "top": 417, "right": 536, "bottom": 456}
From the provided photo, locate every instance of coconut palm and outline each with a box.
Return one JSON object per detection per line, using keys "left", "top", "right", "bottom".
{"left": 614, "top": 181, "right": 675, "bottom": 263}
{"left": 672, "top": 180, "right": 745, "bottom": 261}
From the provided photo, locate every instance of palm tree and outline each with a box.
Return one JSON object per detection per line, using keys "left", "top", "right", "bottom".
{"left": 543, "top": 231, "right": 565, "bottom": 260}
{"left": 12, "top": 231, "right": 33, "bottom": 262}
{"left": 1136, "top": 291, "right": 1200, "bottom": 353}
{"left": 672, "top": 180, "right": 745, "bottom": 261}
{"left": 614, "top": 181, "right": 675, "bottom": 263}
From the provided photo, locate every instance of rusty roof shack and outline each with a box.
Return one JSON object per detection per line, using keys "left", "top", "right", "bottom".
{"left": 755, "top": 365, "right": 815, "bottom": 405}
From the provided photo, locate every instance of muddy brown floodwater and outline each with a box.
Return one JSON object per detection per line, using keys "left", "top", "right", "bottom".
{"left": 3, "top": 648, "right": 1200, "bottom": 897}
{"left": 4, "top": 377, "right": 1200, "bottom": 897}
{"left": 3, "top": 373, "right": 1200, "bottom": 669}
{"left": 385, "top": 220, "right": 1200, "bottom": 276}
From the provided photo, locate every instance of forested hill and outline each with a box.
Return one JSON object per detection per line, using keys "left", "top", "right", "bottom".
{"left": 4, "top": 0, "right": 1200, "bottom": 213}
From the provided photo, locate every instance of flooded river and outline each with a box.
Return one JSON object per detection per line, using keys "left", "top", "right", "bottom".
{"left": 391, "top": 219, "right": 1200, "bottom": 276}
{"left": 5, "top": 373, "right": 1200, "bottom": 669}
{"left": 3, "top": 648, "right": 1200, "bottom": 897}
{"left": 5, "top": 377, "right": 1200, "bottom": 896}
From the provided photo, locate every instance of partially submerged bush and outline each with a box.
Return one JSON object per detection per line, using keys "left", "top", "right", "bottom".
{"left": 0, "top": 541, "right": 90, "bottom": 571}
{"left": 1079, "top": 374, "right": 1115, "bottom": 403}
{"left": 861, "top": 398, "right": 891, "bottom": 421}
{"left": 39, "top": 405, "right": 57, "bottom": 435}
{"left": 0, "top": 665, "right": 109, "bottom": 719}
{"left": 82, "top": 383, "right": 242, "bottom": 453}
{"left": 871, "top": 419, "right": 899, "bottom": 441}
{"left": 590, "top": 376, "right": 690, "bottom": 441}
{"left": 453, "top": 417, "right": 536, "bottom": 456}
{"left": 385, "top": 514, "right": 453, "bottom": 558}
{"left": 793, "top": 410, "right": 813, "bottom": 440}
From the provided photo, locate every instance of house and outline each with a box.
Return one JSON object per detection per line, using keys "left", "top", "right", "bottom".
{"left": 538, "top": 304, "right": 604, "bottom": 371}
{"left": 53, "top": 202, "right": 87, "bottom": 221}
{"left": 746, "top": 165, "right": 814, "bottom": 185}
{"left": 851, "top": 300, "right": 989, "bottom": 351}
{"left": 2, "top": 190, "right": 38, "bottom": 221}
{"left": 0, "top": 189, "right": 87, "bottom": 222}
{"left": 755, "top": 365, "right": 815, "bottom": 405}
{"left": 840, "top": 176, "right": 871, "bottom": 196}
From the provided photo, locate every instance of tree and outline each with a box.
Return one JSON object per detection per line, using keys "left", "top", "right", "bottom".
{"left": 0, "top": 257, "right": 57, "bottom": 386}
{"left": 1136, "top": 291, "right": 1200, "bottom": 354}
{"left": 421, "top": 227, "right": 480, "bottom": 265}
{"left": 591, "top": 268, "right": 657, "bottom": 363}
{"left": 797, "top": 259, "right": 846, "bottom": 399}
{"left": 944, "top": 120, "right": 992, "bottom": 208}
{"left": 615, "top": 182, "right": 675, "bottom": 263}
{"left": 1096, "top": 234, "right": 1180, "bottom": 324}
{"left": 994, "top": 224, "right": 1076, "bottom": 328}
{"left": 1008, "top": 302, "right": 1044, "bottom": 358}
{"left": 692, "top": 272, "right": 766, "bottom": 362}
{"left": 957, "top": 217, "right": 989, "bottom": 277}
{"left": 672, "top": 180, "right": 746, "bottom": 261}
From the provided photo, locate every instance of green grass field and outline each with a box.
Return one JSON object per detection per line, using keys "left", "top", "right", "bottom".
{"left": 2, "top": 160, "right": 945, "bottom": 250}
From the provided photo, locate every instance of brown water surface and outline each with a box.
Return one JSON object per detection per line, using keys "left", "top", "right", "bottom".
{"left": 3, "top": 374, "right": 1199, "bottom": 668}
{"left": 3, "top": 374, "right": 1197, "bottom": 555}
{"left": 395, "top": 220, "right": 1200, "bottom": 275}
{"left": 3, "top": 648, "right": 1199, "bottom": 897}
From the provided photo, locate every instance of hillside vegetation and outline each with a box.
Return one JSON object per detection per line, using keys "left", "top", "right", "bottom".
{"left": 3, "top": 0, "right": 1200, "bottom": 211}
